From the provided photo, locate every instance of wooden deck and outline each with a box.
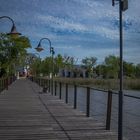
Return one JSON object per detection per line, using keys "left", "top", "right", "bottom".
{"left": 0, "top": 79, "right": 118, "bottom": 140}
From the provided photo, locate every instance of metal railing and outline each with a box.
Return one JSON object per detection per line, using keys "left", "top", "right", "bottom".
{"left": 31, "top": 77, "right": 114, "bottom": 130}
{"left": 31, "top": 77, "right": 140, "bottom": 134}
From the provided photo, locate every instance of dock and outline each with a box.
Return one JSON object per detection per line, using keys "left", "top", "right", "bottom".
{"left": 0, "top": 79, "right": 118, "bottom": 140}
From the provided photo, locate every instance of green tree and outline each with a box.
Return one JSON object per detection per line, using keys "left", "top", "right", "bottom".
{"left": 63, "top": 55, "right": 75, "bottom": 69}
{"left": 25, "top": 53, "right": 42, "bottom": 76}
{"left": 41, "top": 57, "right": 52, "bottom": 76}
{"left": 82, "top": 56, "right": 97, "bottom": 77}
{"left": 104, "top": 55, "right": 119, "bottom": 78}
{"left": 30, "top": 58, "right": 41, "bottom": 76}
{"left": 95, "top": 64, "right": 108, "bottom": 78}
{"left": 135, "top": 64, "right": 140, "bottom": 78}
{"left": 123, "top": 61, "right": 135, "bottom": 78}
{"left": 0, "top": 33, "right": 31, "bottom": 77}
{"left": 54, "top": 54, "right": 65, "bottom": 74}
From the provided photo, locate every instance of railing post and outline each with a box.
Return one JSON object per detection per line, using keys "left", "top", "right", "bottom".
{"left": 51, "top": 79, "right": 53, "bottom": 95}
{"left": 106, "top": 90, "right": 112, "bottom": 130}
{"left": 74, "top": 85, "right": 77, "bottom": 109}
{"left": 44, "top": 79, "right": 46, "bottom": 87}
{"left": 43, "top": 79, "right": 48, "bottom": 93}
{"left": 48, "top": 79, "right": 50, "bottom": 92}
{"left": 32, "top": 76, "right": 34, "bottom": 82}
{"left": 40, "top": 78, "right": 41, "bottom": 86}
{"left": 1, "top": 79, "right": 3, "bottom": 91}
{"left": 45, "top": 79, "right": 47, "bottom": 87}
{"left": 3, "top": 78, "right": 4, "bottom": 90}
{"left": 1, "top": 80, "right": 2, "bottom": 91}
{"left": 65, "top": 83, "right": 68, "bottom": 103}
{"left": 11, "top": 76, "right": 12, "bottom": 84}
{"left": 0, "top": 79, "right": 1, "bottom": 92}
{"left": 8, "top": 77, "right": 10, "bottom": 86}
{"left": 42, "top": 79, "right": 44, "bottom": 87}
{"left": 59, "top": 82, "right": 62, "bottom": 99}
{"left": 86, "top": 87, "right": 90, "bottom": 117}
{"left": 6, "top": 77, "right": 8, "bottom": 90}
{"left": 9, "top": 77, "right": 11, "bottom": 85}
{"left": 1, "top": 79, "right": 2, "bottom": 91}
{"left": 35, "top": 77, "right": 37, "bottom": 83}
{"left": 54, "top": 81, "right": 57, "bottom": 96}
{"left": 43, "top": 79, "right": 45, "bottom": 87}
{"left": 10, "top": 76, "right": 13, "bottom": 84}
{"left": 3, "top": 78, "right": 6, "bottom": 89}
{"left": 41, "top": 78, "right": 42, "bottom": 86}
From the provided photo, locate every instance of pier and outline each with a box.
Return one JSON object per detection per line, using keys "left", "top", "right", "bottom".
{"left": 0, "top": 79, "right": 118, "bottom": 140}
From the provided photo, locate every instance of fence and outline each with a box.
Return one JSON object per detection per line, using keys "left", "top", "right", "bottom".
{"left": 31, "top": 77, "right": 115, "bottom": 130}
{"left": 0, "top": 76, "right": 16, "bottom": 93}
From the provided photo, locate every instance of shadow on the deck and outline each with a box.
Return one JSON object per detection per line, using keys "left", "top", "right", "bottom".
{"left": 0, "top": 79, "right": 119, "bottom": 140}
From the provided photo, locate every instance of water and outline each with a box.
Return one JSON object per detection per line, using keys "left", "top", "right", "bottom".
{"left": 54, "top": 83, "right": 140, "bottom": 140}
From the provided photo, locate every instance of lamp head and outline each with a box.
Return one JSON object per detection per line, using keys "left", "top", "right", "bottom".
{"left": 35, "top": 42, "right": 44, "bottom": 52}
{"left": 7, "top": 24, "right": 21, "bottom": 37}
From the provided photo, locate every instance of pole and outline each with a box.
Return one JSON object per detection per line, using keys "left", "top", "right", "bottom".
{"left": 118, "top": 0, "right": 123, "bottom": 140}
{"left": 112, "top": 1, "right": 128, "bottom": 138}
{"left": 51, "top": 49, "right": 54, "bottom": 95}
{"left": 35, "top": 38, "right": 54, "bottom": 95}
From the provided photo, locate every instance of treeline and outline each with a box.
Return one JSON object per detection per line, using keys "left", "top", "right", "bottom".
{"left": 1, "top": 33, "right": 139, "bottom": 79}
{"left": 95, "top": 55, "right": 140, "bottom": 79}
{"left": 29, "top": 54, "right": 140, "bottom": 79}
{"left": 77, "top": 55, "right": 140, "bottom": 79}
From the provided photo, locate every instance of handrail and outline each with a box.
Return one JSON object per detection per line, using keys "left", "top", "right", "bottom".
{"left": 53, "top": 78, "right": 140, "bottom": 100}
{"left": 30, "top": 76, "right": 140, "bottom": 132}
{"left": 31, "top": 77, "right": 113, "bottom": 130}
{"left": 0, "top": 76, "right": 16, "bottom": 92}
{"left": 112, "top": 92, "right": 140, "bottom": 100}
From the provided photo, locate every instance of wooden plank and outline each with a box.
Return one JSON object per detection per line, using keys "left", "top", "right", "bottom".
{"left": 0, "top": 79, "right": 119, "bottom": 140}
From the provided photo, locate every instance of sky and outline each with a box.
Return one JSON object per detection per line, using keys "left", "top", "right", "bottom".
{"left": 0, "top": 0, "right": 140, "bottom": 64}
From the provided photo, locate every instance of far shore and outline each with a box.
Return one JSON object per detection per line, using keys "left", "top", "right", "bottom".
{"left": 52, "top": 77, "right": 140, "bottom": 91}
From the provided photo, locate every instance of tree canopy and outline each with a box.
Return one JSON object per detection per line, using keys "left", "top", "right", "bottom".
{"left": 0, "top": 33, "right": 31, "bottom": 77}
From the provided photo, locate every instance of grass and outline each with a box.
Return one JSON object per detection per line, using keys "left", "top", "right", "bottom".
{"left": 54, "top": 77, "right": 140, "bottom": 91}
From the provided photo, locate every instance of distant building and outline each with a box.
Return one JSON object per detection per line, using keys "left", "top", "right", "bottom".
{"left": 58, "top": 65, "right": 88, "bottom": 78}
{"left": 16, "top": 66, "right": 27, "bottom": 77}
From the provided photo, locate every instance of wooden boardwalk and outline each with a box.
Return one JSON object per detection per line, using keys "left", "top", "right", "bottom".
{"left": 0, "top": 79, "right": 118, "bottom": 140}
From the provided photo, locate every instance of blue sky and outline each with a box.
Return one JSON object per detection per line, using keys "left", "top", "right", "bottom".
{"left": 0, "top": 0, "right": 140, "bottom": 64}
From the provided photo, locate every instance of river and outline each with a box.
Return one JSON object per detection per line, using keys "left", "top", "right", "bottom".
{"left": 56, "top": 84, "right": 140, "bottom": 140}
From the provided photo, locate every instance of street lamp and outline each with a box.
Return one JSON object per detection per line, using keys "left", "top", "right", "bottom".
{"left": 112, "top": 0, "right": 128, "bottom": 140}
{"left": 0, "top": 16, "right": 21, "bottom": 36}
{"left": 35, "top": 38, "right": 55, "bottom": 95}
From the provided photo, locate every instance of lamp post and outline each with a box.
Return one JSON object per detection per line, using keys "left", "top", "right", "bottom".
{"left": 35, "top": 38, "right": 55, "bottom": 95}
{"left": 112, "top": 0, "right": 128, "bottom": 140}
